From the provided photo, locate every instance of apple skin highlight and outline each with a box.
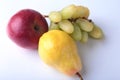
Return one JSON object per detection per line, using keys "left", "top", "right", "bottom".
{"left": 7, "top": 9, "right": 48, "bottom": 49}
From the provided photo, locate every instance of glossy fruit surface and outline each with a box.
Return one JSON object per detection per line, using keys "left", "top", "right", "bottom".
{"left": 7, "top": 9, "right": 48, "bottom": 49}
{"left": 38, "top": 30, "right": 82, "bottom": 76}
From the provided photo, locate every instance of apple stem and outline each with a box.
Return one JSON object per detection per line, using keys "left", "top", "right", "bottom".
{"left": 43, "top": 15, "right": 49, "bottom": 18}
{"left": 76, "top": 72, "right": 83, "bottom": 80}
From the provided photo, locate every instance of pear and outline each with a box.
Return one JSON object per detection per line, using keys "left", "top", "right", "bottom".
{"left": 38, "top": 30, "right": 83, "bottom": 80}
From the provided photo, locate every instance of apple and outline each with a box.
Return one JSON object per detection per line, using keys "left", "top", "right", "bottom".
{"left": 7, "top": 9, "right": 48, "bottom": 49}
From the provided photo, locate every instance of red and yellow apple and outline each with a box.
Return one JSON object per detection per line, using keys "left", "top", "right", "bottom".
{"left": 7, "top": 9, "right": 48, "bottom": 49}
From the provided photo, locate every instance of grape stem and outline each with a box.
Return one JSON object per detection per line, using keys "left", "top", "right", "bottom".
{"left": 82, "top": 17, "right": 92, "bottom": 22}
{"left": 76, "top": 72, "right": 83, "bottom": 80}
{"left": 68, "top": 17, "right": 92, "bottom": 22}
{"left": 43, "top": 15, "right": 92, "bottom": 23}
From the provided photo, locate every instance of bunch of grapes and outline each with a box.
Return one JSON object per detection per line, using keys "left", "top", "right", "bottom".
{"left": 48, "top": 4, "right": 103, "bottom": 43}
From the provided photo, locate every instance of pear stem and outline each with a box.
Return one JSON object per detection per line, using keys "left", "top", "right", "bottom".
{"left": 76, "top": 72, "right": 83, "bottom": 80}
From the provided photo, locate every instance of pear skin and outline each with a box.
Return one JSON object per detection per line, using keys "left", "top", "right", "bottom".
{"left": 38, "top": 30, "right": 82, "bottom": 76}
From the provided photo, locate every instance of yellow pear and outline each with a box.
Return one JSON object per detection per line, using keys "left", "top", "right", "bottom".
{"left": 38, "top": 30, "right": 83, "bottom": 79}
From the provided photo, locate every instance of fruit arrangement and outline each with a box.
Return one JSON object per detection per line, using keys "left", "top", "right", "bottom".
{"left": 7, "top": 4, "right": 104, "bottom": 80}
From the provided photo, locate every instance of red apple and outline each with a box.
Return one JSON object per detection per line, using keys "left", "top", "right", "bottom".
{"left": 7, "top": 9, "right": 48, "bottom": 49}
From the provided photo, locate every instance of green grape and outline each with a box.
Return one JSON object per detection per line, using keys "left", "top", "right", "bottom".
{"left": 89, "top": 23, "right": 103, "bottom": 39}
{"left": 76, "top": 19, "right": 94, "bottom": 32}
{"left": 60, "top": 4, "right": 77, "bottom": 19}
{"left": 72, "top": 6, "right": 90, "bottom": 19}
{"left": 58, "top": 20, "right": 74, "bottom": 34}
{"left": 49, "top": 22, "right": 60, "bottom": 30}
{"left": 70, "top": 23, "right": 82, "bottom": 41}
{"left": 80, "top": 31, "right": 88, "bottom": 43}
{"left": 49, "top": 11, "right": 62, "bottom": 22}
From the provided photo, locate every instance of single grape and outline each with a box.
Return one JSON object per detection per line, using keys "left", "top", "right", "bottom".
{"left": 49, "top": 11, "right": 62, "bottom": 23}
{"left": 49, "top": 22, "right": 60, "bottom": 30}
{"left": 76, "top": 18, "right": 94, "bottom": 32}
{"left": 58, "top": 20, "right": 74, "bottom": 34}
{"left": 70, "top": 23, "right": 82, "bottom": 41}
{"left": 89, "top": 23, "right": 103, "bottom": 39}
{"left": 72, "top": 6, "right": 90, "bottom": 19}
{"left": 80, "top": 31, "right": 88, "bottom": 43}
{"left": 60, "top": 4, "right": 77, "bottom": 19}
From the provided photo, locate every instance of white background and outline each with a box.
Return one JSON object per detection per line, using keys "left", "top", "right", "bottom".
{"left": 0, "top": 0, "right": 120, "bottom": 80}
